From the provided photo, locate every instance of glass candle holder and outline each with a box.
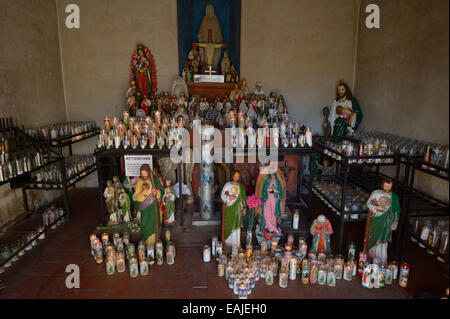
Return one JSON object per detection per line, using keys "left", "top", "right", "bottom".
{"left": 116, "top": 252, "right": 126, "bottom": 273}
{"left": 203, "top": 245, "right": 211, "bottom": 263}
{"left": 265, "top": 266, "right": 274, "bottom": 285}
{"left": 228, "top": 273, "right": 235, "bottom": 289}
{"left": 37, "top": 225, "right": 45, "bottom": 240}
{"left": 129, "top": 257, "right": 139, "bottom": 278}
{"left": 310, "top": 260, "right": 318, "bottom": 285}
{"left": 327, "top": 270, "right": 336, "bottom": 287}
{"left": 140, "top": 258, "right": 149, "bottom": 276}
{"left": 233, "top": 279, "right": 241, "bottom": 295}
{"left": 167, "top": 245, "right": 175, "bottom": 265}
{"left": 334, "top": 263, "right": 343, "bottom": 280}
{"left": 318, "top": 268, "right": 327, "bottom": 285}
{"left": 156, "top": 242, "right": 164, "bottom": 265}
{"left": 279, "top": 272, "right": 288, "bottom": 288}
{"left": 106, "top": 256, "right": 115, "bottom": 275}
{"left": 343, "top": 262, "right": 353, "bottom": 281}
{"left": 289, "top": 257, "right": 297, "bottom": 280}
{"left": 218, "top": 262, "right": 225, "bottom": 277}
{"left": 95, "top": 241, "right": 103, "bottom": 264}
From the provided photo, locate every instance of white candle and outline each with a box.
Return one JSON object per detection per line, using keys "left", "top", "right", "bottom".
{"left": 289, "top": 257, "right": 297, "bottom": 280}
{"left": 293, "top": 212, "right": 299, "bottom": 230}
{"left": 212, "top": 236, "right": 217, "bottom": 257}
{"left": 279, "top": 273, "right": 288, "bottom": 288}
{"left": 203, "top": 245, "right": 211, "bottom": 263}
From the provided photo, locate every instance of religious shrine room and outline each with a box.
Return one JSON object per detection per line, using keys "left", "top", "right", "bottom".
{"left": 0, "top": 0, "right": 448, "bottom": 306}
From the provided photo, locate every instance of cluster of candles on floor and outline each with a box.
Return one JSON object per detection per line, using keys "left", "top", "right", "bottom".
{"left": 89, "top": 230, "right": 176, "bottom": 277}
{"left": 202, "top": 236, "right": 410, "bottom": 299}
{"left": 0, "top": 207, "right": 65, "bottom": 273}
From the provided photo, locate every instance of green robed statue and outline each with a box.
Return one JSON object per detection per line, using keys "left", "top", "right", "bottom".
{"left": 221, "top": 171, "right": 247, "bottom": 248}
{"left": 133, "top": 164, "right": 164, "bottom": 246}
{"left": 364, "top": 178, "right": 401, "bottom": 264}
{"left": 330, "top": 81, "right": 363, "bottom": 137}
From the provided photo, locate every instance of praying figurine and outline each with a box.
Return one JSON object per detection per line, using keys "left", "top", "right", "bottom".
{"left": 221, "top": 171, "right": 247, "bottom": 248}
{"left": 161, "top": 180, "right": 176, "bottom": 226}
{"left": 310, "top": 215, "right": 333, "bottom": 255}
{"left": 364, "top": 178, "right": 401, "bottom": 264}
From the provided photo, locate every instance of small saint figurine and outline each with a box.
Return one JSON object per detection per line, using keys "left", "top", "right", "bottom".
{"left": 221, "top": 51, "right": 231, "bottom": 75}
{"left": 240, "top": 79, "right": 250, "bottom": 98}
{"left": 310, "top": 215, "right": 333, "bottom": 255}
{"left": 254, "top": 82, "right": 265, "bottom": 96}
{"left": 221, "top": 171, "right": 247, "bottom": 248}
{"left": 322, "top": 106, "right": 332, "bottom": 137}
{"left": 364, "top": 178, "right": 401, "bottom": 264}
{"left": 229, "top": 84, "right": 240, "bottom": 103}
{"left": 119, "top": 188, "right": 132, "bottom": 223}
{"left": 104, "top": 180, "right": 118, "bottom": 225}
{"left": 178, "top": 92, "right": 188, "bottom": 109}
{"left": 161, "top": 180, "right": 176, "bottom": 226}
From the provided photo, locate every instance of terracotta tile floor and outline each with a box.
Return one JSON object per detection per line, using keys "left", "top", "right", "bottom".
{"left": 0, "top": 189, "right": 416, "bottom": 299}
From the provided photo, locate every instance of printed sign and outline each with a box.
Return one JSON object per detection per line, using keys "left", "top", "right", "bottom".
{"left": 124, "top": 155, "right": 153, "bottom": 177}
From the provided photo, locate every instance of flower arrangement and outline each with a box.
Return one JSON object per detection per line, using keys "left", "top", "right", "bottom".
{"left": 246, "top": 194, "right": 262, "bottom": 231}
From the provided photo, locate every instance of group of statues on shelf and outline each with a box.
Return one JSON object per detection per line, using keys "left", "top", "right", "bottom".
{"left": 104, "top": 168, "right": 176, "bottom": 245}
{"left": 126, "top": 78, "right": 292, "bottom": 130}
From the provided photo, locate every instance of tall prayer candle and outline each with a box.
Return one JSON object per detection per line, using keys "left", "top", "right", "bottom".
{"left": 293, "top": 212, "right": 299, "bottom": 230}
{"left": 203, "top": 245, "right": 211, "bottom": 263}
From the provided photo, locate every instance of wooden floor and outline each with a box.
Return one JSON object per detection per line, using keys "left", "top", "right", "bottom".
{"left": 0, "top": 188, "right": 445, "bottom": 299}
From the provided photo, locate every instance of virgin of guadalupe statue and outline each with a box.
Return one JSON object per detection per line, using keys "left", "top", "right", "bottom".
{"left": 197, "top": 4, "right": 223, "bottom": 70}
{"left": 221, "top": 171, "right": 247, "bottom": 248}
{"left": 255, "top": 166, "right": 286, "bottom": 245}
{"left": 130, "top": 44, "right": 157, "bottom": 99}
{"left": 133, "top": 164, "right": 164, "bottom": 246}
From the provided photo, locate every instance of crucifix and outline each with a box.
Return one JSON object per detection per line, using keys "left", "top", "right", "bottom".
{"left": 206, "top": 66, "right": 216, "bottom": 76}
{"left": 193, "top": 29, "right": 227, "bottom": 73}
{"left": 280, "top": 161, "right": 295, "bottom": 183}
